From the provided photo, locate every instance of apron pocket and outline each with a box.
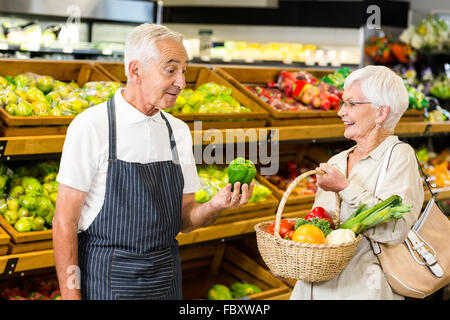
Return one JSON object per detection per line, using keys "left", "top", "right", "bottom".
{"left": 111, "top": 247, "right": 174, "bottom": 300}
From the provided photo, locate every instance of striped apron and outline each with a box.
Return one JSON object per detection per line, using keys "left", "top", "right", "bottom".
{"left": 78, "top": 97, "right": 184, "bottom": 300}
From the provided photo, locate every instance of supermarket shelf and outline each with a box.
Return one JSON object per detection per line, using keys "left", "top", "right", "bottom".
{"left": 0, "top": 42, "right": 123, "bottom": 57}
{"left": 426, "top": 121, "right": 450, "bottom": 134}
{"left": 0, "top": 135, "right": 65, "bottom": 160}
{"left": 0, "top": 122, "right": 447, "bottom": 157}
{"left": 0, "top": 249, "right": 54, "bottom": 277}
{"left": 425, "top": 188, "right": 450, "bottom": 202}
{"left": 190, "top": 59, "right": 358, "bottom": 71}
{"left": 177, "top": 209, "right": 308, "bottom": 246}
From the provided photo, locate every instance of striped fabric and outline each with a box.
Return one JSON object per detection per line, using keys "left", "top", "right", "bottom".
{"left": 78, "top": 98, "right": 184, "bottom": 300}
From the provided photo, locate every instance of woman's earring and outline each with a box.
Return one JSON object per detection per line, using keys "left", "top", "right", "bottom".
{"left": 376, "top": 123, "right": 382, "bottom": 129}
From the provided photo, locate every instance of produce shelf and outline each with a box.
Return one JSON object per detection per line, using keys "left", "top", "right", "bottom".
{"left": 180, "top": 243, "right": 290, "bottom": 300}
{"left": 427, "top": 121, "right": 450, "bottom": 134}
{"left": 0, "top": 249, "right": 54, "bottom": 277}
{"left": 425, "top": 187, "right": 450, "bottom": 202}
{"left": 177, "top": 209, "right": 309, "bottom": 246}
{"left": 0, "top": 227, "right": 10, "bottom": 256}
{"left": 0, "top": 59, "right": 118, "bottom": 133}
{"left": 0, "top": 121, "right": 446, "bottom": 157}
{"left": 0, "top": 215, "right": 53, "bottom": 244}
{"left": 0, "top": 135, "right": 65, "bottom": 159}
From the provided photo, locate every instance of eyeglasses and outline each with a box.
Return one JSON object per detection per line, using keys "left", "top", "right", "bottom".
{"left": 339, "top": 99, "right": 372, "bottom": 111}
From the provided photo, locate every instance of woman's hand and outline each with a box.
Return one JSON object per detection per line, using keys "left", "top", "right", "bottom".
{"left": 316, "top": 163, "right": 349, "bottom": 192}
{"left": 209, "top": 182, "right": 255, "bottom": 211}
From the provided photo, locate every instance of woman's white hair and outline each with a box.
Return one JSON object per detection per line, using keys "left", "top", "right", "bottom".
{"left": 123, "top": 23, "right": 184, "bottom": 78}
{"left": 344, "top": 65, "right": 409, "bottom": 132}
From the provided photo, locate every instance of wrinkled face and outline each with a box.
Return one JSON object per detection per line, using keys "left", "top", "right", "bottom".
{"left": 139, "top": 39, "right": 188, "bottom": 109}
{"left": 338, "top": 82, "right": 378, "bottom": 141}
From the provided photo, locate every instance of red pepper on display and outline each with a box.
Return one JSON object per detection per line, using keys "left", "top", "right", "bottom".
{"left": 305, "top": 207, "right": 335, "bottom": 229}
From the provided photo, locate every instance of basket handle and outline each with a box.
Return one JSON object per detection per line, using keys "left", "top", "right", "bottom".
{"left": 273, "top": 169, "right": 341, "bottom": 239}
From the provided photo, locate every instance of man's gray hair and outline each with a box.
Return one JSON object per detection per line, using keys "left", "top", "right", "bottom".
{"left": 344, "top": 65, "right": 409, "bottom": 132}
{"left": 123, "top": 23, "right": 184, "bottom": 79}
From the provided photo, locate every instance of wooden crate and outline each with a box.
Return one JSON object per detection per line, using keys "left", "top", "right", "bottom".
{"left": 7, "top": 240, "right": 53, "bottom": 255}
{"left": 94, "top": 62, "right": 269, "bottom": 129}
{"left": 0, "top": 215, "right": 52, "bottom": 244}
{"left": 214, "top": 66, "right": 340, "bottom": 126}
{"left": 215, "top": 66, "right": 426, "bottom": 125}
{"left": 180, "top": 242, "right": 290, "bottom": 300}
{"left": 0, "top": 226, "right": 10, "bottom": 256}
{"left": 0, "top": 59, "right": 118, "bottom": 135}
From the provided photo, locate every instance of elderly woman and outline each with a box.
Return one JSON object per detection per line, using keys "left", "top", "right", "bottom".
{"left": 290, "top": 65, "right": 424, "bottom": 300}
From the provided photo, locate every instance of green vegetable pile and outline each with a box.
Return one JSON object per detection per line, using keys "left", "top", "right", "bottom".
{"left": 194, "top": 164, "right": 271, "bottom": 204}
{"left": 0, "top": 73, "right": 121, "bottom": 116}
{"left": 405, "top": 82, "right": 430, "bottom": 110}
{"left": 320, "top": 67, "right": 350, "bottom": 89}
{"left": 0, "top": 161, "right": 59, "bottom": 232}
{"left": 340, "top": 195, "right": 412, "bottom": 234}
{"left": 207, "top": 282, "right": 262, "bottom": 300}
{"left": 429, "top": 74, "right": 450, "bottom": 100}
{"left": 166, "top": 82, "right": 251, "bottom": 114}
{"left": 294, "top": 217, "right": 333, "bottom": 237}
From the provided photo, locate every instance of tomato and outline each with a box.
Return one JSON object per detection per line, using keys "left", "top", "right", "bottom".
{"left": 291, "top": 225, "right": 325, "bottom": 244}
{"left": 284, "top": 230, "right": 295, "bottom": 240}
{"left": 265, "top": 219, "right": 295, "bottom": 238}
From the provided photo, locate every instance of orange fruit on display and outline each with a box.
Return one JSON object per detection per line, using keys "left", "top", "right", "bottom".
{"left": 291, "top": 224, "right": 325, "bottom": 244}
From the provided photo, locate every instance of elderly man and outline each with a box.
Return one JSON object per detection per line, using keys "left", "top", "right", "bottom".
{"left": 53, "top": 23, "right": 254, "bottom": 300}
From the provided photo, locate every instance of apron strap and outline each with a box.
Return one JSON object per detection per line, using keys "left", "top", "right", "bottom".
{"left": 107, "top": 96, "right": 181, "bottom": 164}
{"left": 107, "top": 98, "right": 117, "bottom": 160}
{"left": 159, "top": 111, "right": 181, "bottom": 164}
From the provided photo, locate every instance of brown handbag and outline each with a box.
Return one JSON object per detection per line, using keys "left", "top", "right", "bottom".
{"left": 370, "top": 142, "right": 450, "bottom": 298}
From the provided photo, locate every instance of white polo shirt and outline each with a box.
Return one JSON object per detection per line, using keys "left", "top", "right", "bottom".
{"left": 57, "top": 89, "right": 201, "bottom": 232}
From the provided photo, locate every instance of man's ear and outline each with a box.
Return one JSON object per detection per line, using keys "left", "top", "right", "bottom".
{"left": 128, "top": 60, "right": 141, "bottom": 83}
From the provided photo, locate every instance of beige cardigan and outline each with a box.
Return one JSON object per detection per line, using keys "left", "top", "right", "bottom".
{"left": 290, "top": 135, "right": 424, "bottom": 300}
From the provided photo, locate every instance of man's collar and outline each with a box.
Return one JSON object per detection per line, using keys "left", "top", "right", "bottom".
{"left": 115, "top": 89, "right": 165, "bottom": 124}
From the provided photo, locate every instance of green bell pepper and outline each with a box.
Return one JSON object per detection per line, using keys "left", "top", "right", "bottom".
{"left": 227, "top": 157, "right": 256, "bottom": 191}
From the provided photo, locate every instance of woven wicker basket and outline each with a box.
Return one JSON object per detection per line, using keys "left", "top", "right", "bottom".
{"left": 254, "top": 169, "right": 363, "bottom": 282}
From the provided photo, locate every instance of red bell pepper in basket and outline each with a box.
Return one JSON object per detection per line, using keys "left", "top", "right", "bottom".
{"left": 305, "top": 207, "right": 335, "bottom": 229}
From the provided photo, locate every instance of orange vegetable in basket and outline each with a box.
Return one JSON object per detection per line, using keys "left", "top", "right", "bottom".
{"left": 291, "top": 224, "right": 325, "bottom": 244}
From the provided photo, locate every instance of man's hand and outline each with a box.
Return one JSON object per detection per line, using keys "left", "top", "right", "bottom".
{"left": 181, "top": 182, "right": 254, "bottom": 233}
{"left": 209, "top": 182, "right": 255, "bottom": 211}
{"left": 316, "top": 163, "right": 349, "bottom": 192}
